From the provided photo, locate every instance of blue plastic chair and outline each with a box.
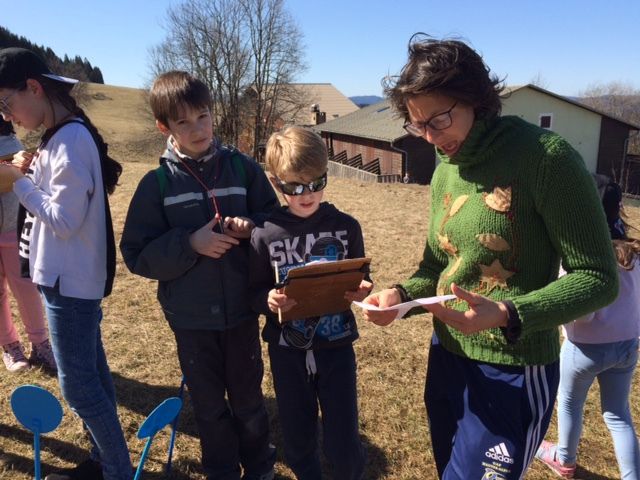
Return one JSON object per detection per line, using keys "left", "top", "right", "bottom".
{"left": 11, "top": 385, "right": 64, "bottom": 480}
{"left": 134, "top": 397, "right": 182, "bottom": 480}
{"left": 166, "top": 375, "right": 186, "bottom": 474}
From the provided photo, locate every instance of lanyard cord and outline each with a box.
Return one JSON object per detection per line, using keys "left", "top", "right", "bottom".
{"left": 179, "top": 158, "right": 226, "bottom": 233}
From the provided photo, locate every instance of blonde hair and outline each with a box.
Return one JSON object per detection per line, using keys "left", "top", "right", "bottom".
{"left": 265, "top": 126, "right": 327, "bottom": 178}
{"left": 613, "top": 239, "right": 640, "bottom": 270}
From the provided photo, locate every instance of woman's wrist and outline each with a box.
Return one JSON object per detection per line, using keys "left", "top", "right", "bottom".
{"left": 391, "top": 284, "right": 411, "bottom": 302}
{"left": 499, "top": 300, "right": 522, "bottom": 344}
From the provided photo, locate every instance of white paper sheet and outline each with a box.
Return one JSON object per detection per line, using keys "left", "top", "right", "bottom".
{"left": 352, "top": 294, "right": 456, "bottom": 320}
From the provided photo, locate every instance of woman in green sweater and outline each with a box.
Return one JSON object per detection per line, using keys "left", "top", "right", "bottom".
{"left": 363, "top": 35, "right": 618, "bottom": 480}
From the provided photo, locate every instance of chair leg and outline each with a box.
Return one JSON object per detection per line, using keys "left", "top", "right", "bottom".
{"left": 134, "top": 437, "right": 154, "bottom": 480}
{"left": 166, "top": 376, "right": 186, "bottom": 474}
{"left": 34, "top": 433, "right": 41, "bottom": 480}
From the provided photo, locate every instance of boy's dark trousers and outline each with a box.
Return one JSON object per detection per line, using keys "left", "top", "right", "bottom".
{"left": 268, "top": 343, "right": 365, "bottom": 480}
{"left": 173, "top": 318, "right": 275, "bottom": 480}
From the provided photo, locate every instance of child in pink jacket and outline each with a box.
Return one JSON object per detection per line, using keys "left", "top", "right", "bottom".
{"left": 0, "top": 117, "right": 54, "bottom": 372}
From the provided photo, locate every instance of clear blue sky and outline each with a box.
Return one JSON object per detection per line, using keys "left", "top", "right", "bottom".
{"left": 3, "top": 0, "right": 639, "bottom": 98}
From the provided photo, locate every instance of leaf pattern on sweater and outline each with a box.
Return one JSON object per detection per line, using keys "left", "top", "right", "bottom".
{"left": 449, "top": 195, "right": 469, "bottom": 216}
{"left": 476, "top": 233, "right": 510, "bottom": 251}
{"left": 438, "top": 234, "right": 458, "bottom": 256}
{"left": 443, "top": 256, "right": 463, "bottom": 279}
{"left": 443, "top": 193, "right": 452, "bottom": 209}
{"left": 479, "top": 259, "right": 515, "bottom": 292}
{"left": 483, "top": 186, "right": 512, "bottom": 212}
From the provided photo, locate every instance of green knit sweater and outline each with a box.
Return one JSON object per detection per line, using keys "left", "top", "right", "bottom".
{"left": 403, "top": 115, "right": 619, "bottom": 366}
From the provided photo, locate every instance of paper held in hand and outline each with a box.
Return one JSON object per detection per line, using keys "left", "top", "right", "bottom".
{"left": 352, "top": 294, "right": 456, "bottom": 320}
{"left": 276, "top": 257, "right": 371, "bottom": 322}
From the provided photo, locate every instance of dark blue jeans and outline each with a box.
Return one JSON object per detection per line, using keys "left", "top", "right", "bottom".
{"left": 39, "top": 284, "right": 132, "bottom": 480}
{"left": 268, "top": 343, "right": 364, "bottom": 480}
{"left": 173, "top": 318, "right": 274, "bottom": 480}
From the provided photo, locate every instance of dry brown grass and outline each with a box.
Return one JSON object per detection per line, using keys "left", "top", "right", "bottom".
{"left": 0, "top": 83, "right": 638, "bottom": 480}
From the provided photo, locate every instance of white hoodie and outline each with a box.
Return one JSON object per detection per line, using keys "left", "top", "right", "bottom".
{"left": 13, "top": 121, "right": 107, "bottom": 299}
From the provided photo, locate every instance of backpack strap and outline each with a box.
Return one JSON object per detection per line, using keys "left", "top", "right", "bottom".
{"left": 230, "top": 152, "right": 247, "bottom": 188}
{"left": 155, "top": 164, "right": 167, "bottom": 198}
{"left": 38, "top": 119, "right": 84, "bottom": 149}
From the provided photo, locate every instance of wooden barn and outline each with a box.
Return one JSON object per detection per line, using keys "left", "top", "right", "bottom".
{"left": 312, "top": 100, "right": 436, "bottom": 184}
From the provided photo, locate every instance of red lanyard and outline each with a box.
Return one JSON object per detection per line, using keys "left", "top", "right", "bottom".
{"left": 179, "top": 159, "right": 226, "bottom": 233}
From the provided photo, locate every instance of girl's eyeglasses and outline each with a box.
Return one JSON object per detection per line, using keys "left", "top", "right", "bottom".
{"left": 275, "top": 172, "right": 328, "bottom": 196}
{"left": 0, "top": 90, "right": 18, "bottom": 116}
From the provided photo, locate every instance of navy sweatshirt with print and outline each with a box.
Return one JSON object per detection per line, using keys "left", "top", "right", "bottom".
{"left": 250, "top": 202, "right": 368, "bottom": 349}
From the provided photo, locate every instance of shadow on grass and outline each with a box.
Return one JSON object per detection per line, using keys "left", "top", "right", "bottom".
{"left": 0, "top": 422, "right": 87, "bottom": 477}
{"left": 573, "top": 465, "right": 618, "bottom": 480}
{"left": 265, "top": 398, "right": 390, "bottom": 479}
{"left": 112, "top": 372, "right": 199, "bottom": 438}
{"left": 112, "top": 374, "right": 390, "bottom": 478}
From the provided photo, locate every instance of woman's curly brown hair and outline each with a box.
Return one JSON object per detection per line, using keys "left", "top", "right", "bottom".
{"left": 384, "top": 33, "right": 505, "bottom": 121}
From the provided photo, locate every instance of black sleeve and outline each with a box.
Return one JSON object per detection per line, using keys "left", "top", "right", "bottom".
{"left": 244, "top": 158, "right": 279, "bottom": 225}
{"left": 249, "top": 228, "right": 276, "bottom": 315}
{"left": 119, "top": 171, "right": 199, "bottom": 281}
{"left": 347, "top": 218, "right": 372, "bottom": 284}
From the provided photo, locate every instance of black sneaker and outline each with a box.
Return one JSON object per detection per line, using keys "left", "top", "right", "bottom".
{"left": 45, "top": 459, "right": 104, "bottom": 480}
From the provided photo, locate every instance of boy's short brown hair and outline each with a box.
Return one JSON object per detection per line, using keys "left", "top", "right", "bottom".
{"left": 149, "top": 70, "right": 211, "bottom": 125}
{"left": 265, "top": 126, "right": 328, "bottom": 179}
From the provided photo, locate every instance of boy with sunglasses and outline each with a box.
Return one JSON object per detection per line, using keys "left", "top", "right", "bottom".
{"left": 120, "top": 71, "right": 278, "bottom": 480}
{"left": 249, "top": 126, "right": 372, "bottom": 479}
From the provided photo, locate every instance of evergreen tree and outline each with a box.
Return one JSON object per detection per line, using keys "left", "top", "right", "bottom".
{"left": 0, "top": 26, "right": 104, "bottom": 83}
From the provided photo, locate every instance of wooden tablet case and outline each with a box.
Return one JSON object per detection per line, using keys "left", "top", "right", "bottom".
{"left": 279, "top": 257, "right": 371, "bottom": 321}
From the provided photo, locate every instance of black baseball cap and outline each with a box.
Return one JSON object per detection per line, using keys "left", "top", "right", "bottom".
{"left": 0, "top": 47, "right": 78, "bottom": 88}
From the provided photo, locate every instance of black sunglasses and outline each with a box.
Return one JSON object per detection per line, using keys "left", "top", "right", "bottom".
{"left": 275, "top": 172, "right": 328, "bottom": 196}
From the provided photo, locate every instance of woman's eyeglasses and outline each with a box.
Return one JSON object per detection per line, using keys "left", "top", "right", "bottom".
{"left": 0, "top": 90, "right": 18, "bottom": 116}
{"left": 403, "top": 101, "right": 458, "bottom": 137}
{"left": 275, "top": 172, "right": 328, "bottom": 196}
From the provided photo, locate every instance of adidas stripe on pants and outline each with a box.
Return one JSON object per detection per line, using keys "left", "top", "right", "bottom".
{"left": 425, "top": 333, "right": 559, "bottom": 480}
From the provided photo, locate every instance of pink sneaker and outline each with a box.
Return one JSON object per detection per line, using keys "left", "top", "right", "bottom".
{"left": 2, "top": 341, "right": 30, "bottom": 372}
{"left": 535, "top": 440, "right": 576, "bottom": 478}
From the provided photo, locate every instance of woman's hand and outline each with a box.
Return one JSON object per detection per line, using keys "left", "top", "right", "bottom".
{"left": 0, "top": 163, "right": 24, "bottom": 193}
{"left": 424, "top": 283, "right": 508, "bottom": 334}
{"left": 344, "top": 279, "right": 373, "bottom": 303}
{"left": 361, "top": 287, "right": 402, "bottom": 327}
{"left": 224, "top": 216, "right": 255, "bottom": 239}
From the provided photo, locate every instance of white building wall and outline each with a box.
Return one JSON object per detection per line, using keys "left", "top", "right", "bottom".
{"left": 502, "top": 88, "right": 601, "bottom": 172}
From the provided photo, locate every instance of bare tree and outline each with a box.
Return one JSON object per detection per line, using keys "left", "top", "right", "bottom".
{"left": 239, "top": 0, "right": 306, "bottom": 156}
{"left": 148, "top": 0, "right": 306, "bottom": 153}
{"left": 580, "top": 82, "right": 640, "bottom": 154}
{"left": 580, "top": 82, "right": 640, "bottom": 190}
{"left": 148, "top": 0, "right": 250, "bottom": 145}
{"left": 529, "top": 72, "right": 549, "bottom": 89}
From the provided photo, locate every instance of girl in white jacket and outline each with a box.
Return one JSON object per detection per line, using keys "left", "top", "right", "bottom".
{"left": 0, "top": 48, "right": 131, "bottom": 480}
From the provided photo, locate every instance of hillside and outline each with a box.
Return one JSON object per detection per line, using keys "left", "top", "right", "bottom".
{"left": 79, "top": 83, "right": 164, "bottom": 162}
{"left": 0, "top": 83, "right": 636, "bottom": 480}
{"left": 350, "top": 95, "right": 384, "bottom": 108}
